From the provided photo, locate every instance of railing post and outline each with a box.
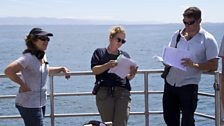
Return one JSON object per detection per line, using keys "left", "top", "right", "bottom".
{"left": 144, "top": 72, "right": 149, "bottom": 126}
{"left": 214, "top": 71, "right": 221, "bottom": 126}
{"left": 49, "top": 76, "right": 55, "bottom": 126}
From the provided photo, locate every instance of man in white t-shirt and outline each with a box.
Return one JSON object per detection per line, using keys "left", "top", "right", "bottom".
{"left": 163, "top": 7, "right": 219, "bottom": 126}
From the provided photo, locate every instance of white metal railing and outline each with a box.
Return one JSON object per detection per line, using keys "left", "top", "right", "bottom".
{"left": 0, "top": 69, "right": 222, "bottom": 126}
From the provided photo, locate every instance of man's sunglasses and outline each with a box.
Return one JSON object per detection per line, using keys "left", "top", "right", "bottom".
{"left": 116, "top": 37, "right": 126, "bottom": 44}
{"left": 183, "top": 20, "right": 196, "bottom": 26}
{"left": 38, "top": 36, "right": 50, "bottom": 42}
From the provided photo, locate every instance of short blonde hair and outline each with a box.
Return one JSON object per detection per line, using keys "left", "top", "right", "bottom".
{"left": 109, "top": 26, "right": 126, "bottom": 39}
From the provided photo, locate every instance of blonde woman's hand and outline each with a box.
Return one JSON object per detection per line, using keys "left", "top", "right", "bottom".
{"left": 127, "top": 66, "right": 138, "bottom": 80}
{"left": 107, "top": 60, "right": 118, "bottom": 68}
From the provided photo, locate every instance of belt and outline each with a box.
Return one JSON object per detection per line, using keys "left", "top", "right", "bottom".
{"left": 100, "top": 86, "right": 128, "bottom": 96}
{"left": 100, "top": 86, "right": 127, "bottom": 91}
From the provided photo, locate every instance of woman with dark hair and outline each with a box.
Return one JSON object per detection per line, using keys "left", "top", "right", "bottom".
{"left": 4, "top": 28, "right": 70, "bottom": 126}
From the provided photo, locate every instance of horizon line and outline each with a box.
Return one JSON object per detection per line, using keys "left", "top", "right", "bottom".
{"left": 0, "top": 17, "right": 223, "bottom": 24}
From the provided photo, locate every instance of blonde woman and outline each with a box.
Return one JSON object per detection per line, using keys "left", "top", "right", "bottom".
{"left": 91, "top": 26, "right": 137, "bottom": 126}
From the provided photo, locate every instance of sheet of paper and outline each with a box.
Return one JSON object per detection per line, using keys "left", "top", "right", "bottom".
{"left": 108, "top": 55, "right": 137, "bottom": 79}
{"left": 153, "top": 55, "right": 163, "bottom": 62}
{"left": 162, "top": 47, "right": 191, "bottom": 71}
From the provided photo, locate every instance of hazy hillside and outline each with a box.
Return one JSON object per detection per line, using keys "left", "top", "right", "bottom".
{"left": 0, "top": 17, "right": 161, "bottom": 25}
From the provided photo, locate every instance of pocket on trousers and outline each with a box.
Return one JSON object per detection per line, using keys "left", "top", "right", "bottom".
{"left": 120, "top": 90, "right": 131, "bottom": 99}
{"left": 96, "top": 88, "right": 109, "bottom": 101}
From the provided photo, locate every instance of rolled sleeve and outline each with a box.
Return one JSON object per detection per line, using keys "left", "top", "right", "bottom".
{"left": 15, "top": 54, "right": 32, "bottom": 69}
{"left": 205, "top": 37, "right": 219, "bottom": 60}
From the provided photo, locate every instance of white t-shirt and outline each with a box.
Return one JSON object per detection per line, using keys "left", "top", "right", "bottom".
{"left": 166, "top": 28, "right": 218, "bottom": 87}
{"left": 219, "top": 35, "right": 224, "bottom": 57}
{"left": 15, "top": 53, "right": 49, "bottom": 108}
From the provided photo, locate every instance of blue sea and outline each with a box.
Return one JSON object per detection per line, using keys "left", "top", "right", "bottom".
{"left": 0, "top": 24, "right": 224, "bottom": 126}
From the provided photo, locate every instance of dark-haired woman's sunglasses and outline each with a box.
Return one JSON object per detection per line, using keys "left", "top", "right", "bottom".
{"left": 38, "top": 36, "right": 50, "bottom": 42}
{"left": 116, "top": 37, "right": 126, "bottom": 44}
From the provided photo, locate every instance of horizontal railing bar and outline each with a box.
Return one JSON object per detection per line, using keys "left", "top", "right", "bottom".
{"left": 0, "top": 112, "right": 161, "bottom": 120}
{"left": 49, "top": 69, "right": 217, "bottom": 77}
{"left": 51, "top": 113, "right": 100, "bottom": 117}
{"left": 50, "top": 112, "right": 215, "bottom": 120}
{"left": 49, "top": 69, "right": 165, "bottom": 77}
{"left": 0, "top": 111, "right": 214, "bottom": 120}
{"left": 52, "top": 91, "right": 148, "bottom": 97}
{"left": 0, "top": 74, "right": 6, "bottom": 77}
{"left": 0, "top": 91, "right": 214, "bottom": 99}
{"left": 149, "top": 111, "right": 163, "bottom": 114}
{"left": 0, "top": 112, "right": 145, "bottom": 119}
{"left": 0, "top": 95, "right": 16, "bottom": 99}
{"left": 0, "top": 115, "right": 21, "bottom": 119}
{"left": 198, "top": 92, "right": 215, "bottom": 97}
{"left": 0, "top": 70, "right": 218, "bottom": 78}
{"left": 195, "top": 112, "right": 215, "bottom": 120}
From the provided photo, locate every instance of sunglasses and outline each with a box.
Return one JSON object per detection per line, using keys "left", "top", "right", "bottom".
{"left": 116, "top": 37, "right": 126, "bottom": 44}
{"left": 38, "top": 36, "right": 50, "bottom": 42}
{"left": 183, "top": 20, "right": 196, "bottom": 25}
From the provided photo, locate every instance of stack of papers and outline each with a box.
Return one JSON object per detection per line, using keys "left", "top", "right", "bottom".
{"left": 154, "top": 47, "right": 191, "bottom": 71}
{"left": 163, "top": 47, "right": 191, "bottom": 71}
{"left": 108, "top": 55, "right": 137, "bottom": 78}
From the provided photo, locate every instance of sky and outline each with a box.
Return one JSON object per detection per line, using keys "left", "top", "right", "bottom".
{"left": 1, "top": 0, "right": 224, "bottom": 23}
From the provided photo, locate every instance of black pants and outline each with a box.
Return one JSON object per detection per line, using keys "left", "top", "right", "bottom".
{"left": 163, "top": 81, "right": 198, "bottom": 126}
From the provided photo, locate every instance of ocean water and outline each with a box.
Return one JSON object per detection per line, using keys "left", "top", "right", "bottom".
{"left": 0, "top": 24, "right": 224, "bottom": 126}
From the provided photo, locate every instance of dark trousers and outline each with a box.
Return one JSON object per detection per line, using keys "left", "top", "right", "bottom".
{"left": 16, "top": 105, "right": 46, "bottom": 126}
{"left": 163, "top": 81, "right": 198, "bottom": 126}
{"left": 96, "top": 86, "right": 131, "bottom": 126}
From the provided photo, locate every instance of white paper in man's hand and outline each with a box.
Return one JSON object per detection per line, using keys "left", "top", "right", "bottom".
{"left": 108, "top": 55, "right": 137, "bottom": 79}
{"left": 162, "top": 47, "right": 191, "bottom": 71}
{"left": 153, "top": 55, "right": 163, "bottom": 62}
